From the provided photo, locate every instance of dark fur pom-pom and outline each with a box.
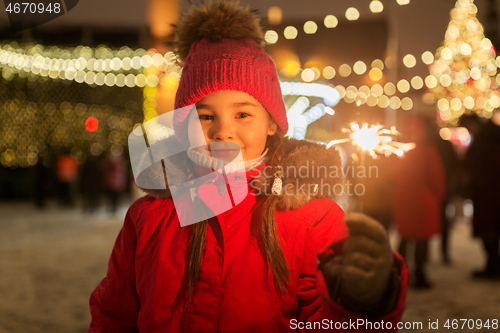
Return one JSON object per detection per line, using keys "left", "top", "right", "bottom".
{"left": 168, "top": 0, "right": 265, "bottom": 63}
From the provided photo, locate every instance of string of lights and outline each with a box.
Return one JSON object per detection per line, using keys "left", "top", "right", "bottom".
{"left": 0, "top": 43, "right": 182, "bottom": 88}
{"left": 0, "top": 0, "right": 414, "bottom": 87}
{"left": 2, "top": 42, "right": 443, "bottom": 86}
{"left": 334, "top": 83, "right": 415, "bottom": 110}
{"left": 267, "top": 0, "right": 411, "bottom": 41}
{"left": 0, "top": 43, "right": 179, "bottom": 71}
{"left": 272, "top": 48, "right": 440, "bottom": 81}
{"left": 1, "top": 40, "right": 450, "bottom": 112}
{"left": 0, "top": 45, "right": 434, "bottom": 86}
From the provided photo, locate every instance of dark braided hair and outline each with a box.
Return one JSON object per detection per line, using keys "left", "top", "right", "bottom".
{"left": 258, "top": 129, "right": 290, "bottom": 294}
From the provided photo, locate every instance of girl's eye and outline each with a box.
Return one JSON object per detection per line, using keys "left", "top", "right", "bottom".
{"left": 199, "top": 114, "right": 213, "bottom": 121}
{"left": 199, "top": 113, "right": 249, "bottom": 120}
{"left": 237, "top": 112, "right": 250, "bottom": 118}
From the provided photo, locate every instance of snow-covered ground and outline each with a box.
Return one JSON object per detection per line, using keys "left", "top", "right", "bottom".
{"left": 0, "top": 200, "right": 499, "bottom": 332}
{"left": 393, "top": 220, "right": 500, "bottom": 333}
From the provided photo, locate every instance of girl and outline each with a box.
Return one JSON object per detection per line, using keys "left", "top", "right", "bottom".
{"left": 89, "top": 1, "right": 408, "bottom": 332}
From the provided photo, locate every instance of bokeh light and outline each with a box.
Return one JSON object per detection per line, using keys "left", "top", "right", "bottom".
{"left": 464, "top": 96, "right": 475, "bottom": 109}
{"left": 378, "top": 95, "right": 390, "bottom": 108}
{"left": 369, "top": 68, "right": 383, "bottom": 81}
{"left": 369, "top": 0, "right": 384, "bottom": 13}
{"left": 397, "top": 79, "right": 410, "bottom": 93}
{"left": 440, "top": 74, "right": 452, "bottom": 87}
{"left": 470, "top": 67, "right": 481, "bottom": 80}
{"left": 389, "top": 96, "right": 401, "bottom": 109}
{"left": 265, "top": 30, "right": 279, "bottom": 44}
{"left": 403, "top": 54, "right": 416, "bottom": 68}
{"left": 267, "top": 6, "right": 283, "bottom": 25}
{"left": 460, "top": 43, "right": 472, "bottom": 55}
{"left": 425, "top": 75, "right": 438, "bottom": 88}
{"left": 353, "top": 61, "right": 367, "bottom": 75}
{"left": 339, "top": 64, "right": 352, "bottom": 77}
{"left": 481, "top": 38, "right": 493, "bottom": 50}
{"left": 411, "top": 76, "right": 424, "bottom": 89}
{"left": 371, "top": 84, "right": 384, "bottom": 97}
{"left": 371, "top": 59, "right": 384, "bottom": 70}
{"left": 401, "top": 97, "right": 413, "bottom": 110}
{"left": 421, "top": 51, "right": 434, "bottom": 65}
{"left": 323, "top": 66, "right": 336, "bottom": 79}
{"left": 311, "top": 67, "right": 320, "bottom": 80}
{"left": 324, "top": 15, "right": 338, "bottom": 28}
{"left": 366, "top": 94, "right": 378, "bottom": 107}
{"left": 335, "top": 85, "right": 346, "bottom": 98}
{"left": 385, "top": 56, "right": 396, "bottom": 69}
{"left": 359, "top": 85, "right": 371, "bottom": 97}
{"left": 85, "top": 117, "right": 99, "bottom": 132}
{"left": 284, "top": 26, "right": 298, "bottom": 39}
{"left": 345, "top": 7, "right": 360, "bottom": 21}
{"left": 303, "top": 21, "right": 318, "bottom": 34}
{"left": 301, "top": 68, "right": 315, "bottom": 82}
{"left": 384, "top": 82, "right": 396, "bottom": 96}
{"left": 440, "top": 47, "right": 453, "bottom": 60}
{"left": 439, "top": 128, "right": 452, "bottom": 140}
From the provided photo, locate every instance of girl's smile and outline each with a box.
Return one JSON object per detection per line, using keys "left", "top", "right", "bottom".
{"left": 206, "top": 145, "right": 240, "bottom": 161}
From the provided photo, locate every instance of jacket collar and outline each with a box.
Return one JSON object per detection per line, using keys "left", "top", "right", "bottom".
{"left": 134, "top": 136, "right": 343, "bottom": 211}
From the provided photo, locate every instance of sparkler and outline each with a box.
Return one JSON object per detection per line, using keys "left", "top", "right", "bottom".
{"left": 326, "top": 122, "right": 415, "bottom": 159}
{"left": 325, "top": 122, "right": 415, "bottom": 213}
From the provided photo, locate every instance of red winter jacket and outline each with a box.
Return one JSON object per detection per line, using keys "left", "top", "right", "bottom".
{"left": 89, "top": 137, "right": 408, "bottom": 332}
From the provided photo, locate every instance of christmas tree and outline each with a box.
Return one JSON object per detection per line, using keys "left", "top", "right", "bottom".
{"left": 429, "top": 0, "right": 500, "bottom": 126}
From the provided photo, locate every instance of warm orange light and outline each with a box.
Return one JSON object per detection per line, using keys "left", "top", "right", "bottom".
{"left": 267, "top": 6, "right": 283, "bottom": 25}
{"left": 369, "top": 68, "right": 383, "bottom": 81}
{"left": 285, "top": 61, "right": 301, "bottom": 77}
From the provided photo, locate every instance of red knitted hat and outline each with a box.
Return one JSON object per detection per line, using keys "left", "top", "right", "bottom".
{"left": 170, "top": 1, "right": 288, "bottom": 142}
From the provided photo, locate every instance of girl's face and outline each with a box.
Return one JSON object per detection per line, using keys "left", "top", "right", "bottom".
{"left": 187, "top": 90, "right": 277, "bottom": 162}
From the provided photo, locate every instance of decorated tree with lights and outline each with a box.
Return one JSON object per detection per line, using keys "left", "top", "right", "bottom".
{"left": 429, "top": 0, "right": 500, "bottom": 126}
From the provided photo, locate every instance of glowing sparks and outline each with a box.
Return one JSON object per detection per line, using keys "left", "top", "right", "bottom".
{"left": 326, "top": 122, "right": 415, "bottom": 158}
{"left": 350, "top": 123, "right": 381, "bottom": 151}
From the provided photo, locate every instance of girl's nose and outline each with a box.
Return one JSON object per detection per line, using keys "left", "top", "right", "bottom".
{"left": 211, "top": 118, "right": 235, "bottom": 141}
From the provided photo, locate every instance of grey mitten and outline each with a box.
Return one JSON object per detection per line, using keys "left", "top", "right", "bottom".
{"left": 321, "top": 212, "right": 395, "bottom": 313}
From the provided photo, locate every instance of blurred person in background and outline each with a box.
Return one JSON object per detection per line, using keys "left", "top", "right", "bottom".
{"left": 54, "top": 151, "right": 79, "bottom": 207}
{"left": 80, "top": 154, "right": 103, "bottom": 214}
{"left": 429, "top": 122, "right": 460, "bottom": 265}
{"left": 460, "top": 112, "right": 500, "bottom": 279}
{"left": 34, "top": 156, "right": 48, "bottom": 209}
{"left": 102, "top": 153, "right": 127, "bottom": 213}
{"left": 391, "top": 115, "right": 446, "bottom": 289}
